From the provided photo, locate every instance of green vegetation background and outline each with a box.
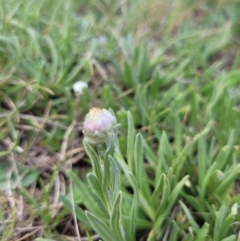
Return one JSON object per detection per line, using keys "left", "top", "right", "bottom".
{"left": 1, "top": 0, "right": 240, "bottom": 240}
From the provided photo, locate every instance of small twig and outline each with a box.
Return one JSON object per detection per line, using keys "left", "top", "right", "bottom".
{"left": 15, "top": 226, "right": 44, "bottom": 232}
{"left": 59, "top": 173, "right": 66, "bottom": 195}
{"left": 65, "top": 147, "right": 85, "bottom": 158}
{"left": 93, "top": 59, "right": 108, "bottom": 79}
{"left": 20, "top": 113, "right": 69, "bottom": 129}
{"left": 62, "top": 216, "right": 73, "bottom": 234}
{"left": 116, "top": 87, "right": 135, "bottom": 99}
{"left": 13, "top": 226, "right": 42, "bottom": 241}
{"left": 0, "top": 111, "right": 69, "bottom": 130}
{"left": 50, "top": 203, "right": 63, "bottom": 218}
{"left": 65, "top": 152, "right": 85, "bottom": 166}
{"left": 53, "top": 174, "right": 60, "bottom": 205}
{"left": 59, "top": 120, "right": 76, "bottom": 162}
{"left": 62, "top": 234, "right": 100, "bottom": 241}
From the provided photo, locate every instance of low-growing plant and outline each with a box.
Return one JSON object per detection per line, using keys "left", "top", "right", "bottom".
{"left": 61, "top": 109, "right": 190, "bottom": 241}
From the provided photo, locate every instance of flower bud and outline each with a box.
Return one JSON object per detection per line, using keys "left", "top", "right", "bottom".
{"left": 83, "top": 108, "right": 117, "bottom": 144}
{"left": 72, "top": 81, "right": 88, "bottom": 96}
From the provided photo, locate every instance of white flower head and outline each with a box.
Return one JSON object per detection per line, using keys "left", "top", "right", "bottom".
{"left": 83, "top": 108, "right": 117, "bottom": 144}
{"left": 72, "top": 81, "right": 88, "bottom": 96}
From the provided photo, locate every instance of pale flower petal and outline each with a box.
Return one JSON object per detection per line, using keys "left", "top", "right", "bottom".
{"left": 83, "top": 108, "right": 117, "bottom": 144}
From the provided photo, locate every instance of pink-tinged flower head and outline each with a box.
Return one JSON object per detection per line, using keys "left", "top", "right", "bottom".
{"left": 83, "top": 108, "right": 117, "bottom": 144}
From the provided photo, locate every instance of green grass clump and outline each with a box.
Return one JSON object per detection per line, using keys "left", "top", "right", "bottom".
{"left": 1, "top": 0, "right": 240, "bottom": 240}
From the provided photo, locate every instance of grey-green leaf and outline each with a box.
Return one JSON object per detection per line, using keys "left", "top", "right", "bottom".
{"left": 110, "top": 192, "right": 123, "bottom": 240}
{"left": 86, "top": 211, "right": 119, "bottom": 241}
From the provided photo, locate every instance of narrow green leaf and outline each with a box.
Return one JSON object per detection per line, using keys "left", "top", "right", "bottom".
{"left": 139, "top": 42, "right": 148, "bottom": 84}
{"left": 45, "top": 35, "right": 58, "bottom": 81}
{"left": 60, "top": 194, "right": 90, "bottom": 227}
{"left": 151, "top": 174, "right": 164, "bottom": 205}
{"left": 174, "top": 121, "right": 214, "bottom": 177}
{"left": 87, "top": 173, "right": 109, "bottom": 211}
{"left": 129, "top": 172, "right": 139, "bottom": 241}
{"left": 103, "top": 153, "right": 110, "bottom": 198}
{"left": 86, "top": 211, "right": 118, "bottom": 241}
{"left": 231, "top": 203, "right": 238, "bottom": 216}
{"left": 127, "top": 111, "right": 135, "bottom": 173}
{"left": 110, "top": 192, "right": 123, "bottom": 240}
{"left": 65, "top": 59, "right": 87, "bottom": 84}
{"left": 198, "top": 137, "right": 207, "bottom": 195}
{"left": 157, "top": 132, "right": 174, "bottom": 177}
{"left": 69, "top": 171, "right": 107, "bottom": 217}
{"left": 209, "top": 136, "right": 217, "bottom": 163}
{"left": 17, "top": 187, "right": 39, "bottom": 208}
{"left": 214, "top": 205, "right": 227, "bottom": 240}
{"left": 84, "top": 140, "right": 102, "bottom": 181}
{"left": 124, "top": 61, "right": 136, "bottom": 87}
{"left": 181, "top": 193, "right": 204, "bottom": 214}
{"left": 195, "top": 222, "right": 209, "bottom": 241}
{"left": 163, "top": 175, "right": 172, "bottom": 205}
{"left": 168, "top": 221, "right": 180, "bottom": 241}
{"left": 168, "top": 175, "right": 189, "bottom": 210}
{"left": 154, "top": 175, "right": 189, "bottom": 230}
{"left": 143, "top": 139, "right": 157, "bottom": 165}
{"left": 136, "top": 85, "right": 147, "bottom": 127}
{"left": 201, "top": 162, "right": 217, "bottom": 198}
{"left": 173, "top": 141, "right": 194, "bottom": 177}
{"left": 207, "top": 79, "right": 227, "bottom": 118}
{"left": 221, "top": 235, "right": 237, "bottom": 241}
{"left": 205, "top": 30, "right": 230, "bottom": 55}
{"left": 109, "top": 156, "right": 120, "bottom": 202}
{"left": 155, "top": 175, "right": 171, "bottom": 217}
{"left": 85, "top": 228, "right": 94, "bottom": 241}
{"left": 115, "top": 146, "right": 155, "bottom": 220}
{"left": 215, "top": 164, "right": 240, "bottom": 197}
{"left": 18, "top": 167, "right": 39, "bottom": 187}
{"left": 122, "top": 215, "right": 152, "bottom": 229}
{"left": 174, "top": 114, "right": 182, "bottom": 156}
{"left": 215, "top": 130, "right": 235, "bottom": 170}
{"left": 189, "top": 88, "right": 198, "bottom": 130}
{"left": 134, "top": 133, "right": 143, "bottom": 188}
{"left": 180, "top": 201, "right": 200, "bottom": 232}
